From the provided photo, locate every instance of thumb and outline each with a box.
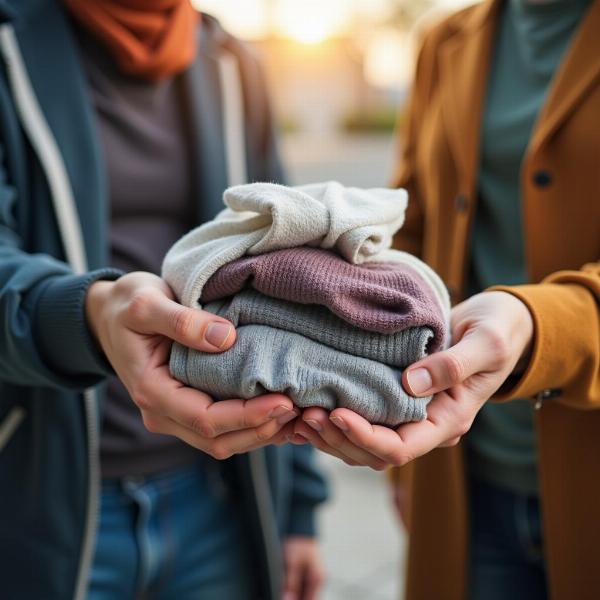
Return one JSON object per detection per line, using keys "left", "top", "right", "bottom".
{"left": 403, "top": 328, "right": 493, "bottom": 396}
{"left": 141, "top": 293, "right": 236, "bottom": 352}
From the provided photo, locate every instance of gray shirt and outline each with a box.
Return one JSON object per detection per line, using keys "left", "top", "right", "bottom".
{"left": 76, "top": 30, "right": 199, "bottom": 477}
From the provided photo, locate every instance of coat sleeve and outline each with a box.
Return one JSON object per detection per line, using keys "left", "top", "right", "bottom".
{"left": 0, "top": 147, "right": 121, "bottom": 391}
{"left": 491, "top": 262, "right": 600, "bottom": 410}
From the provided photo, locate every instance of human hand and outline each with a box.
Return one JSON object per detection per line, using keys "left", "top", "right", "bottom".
{"left": 292, "top": 291, "right": 534, "bottom": 468}
{"left": 85, "top": 272, "right": 298, "bottom": 458}
{"left": 282, "top": 536, "right": 325, "bottom": 600}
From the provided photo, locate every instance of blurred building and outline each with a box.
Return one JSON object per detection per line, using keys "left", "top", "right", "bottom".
{"left": 253, "top": 35, "right": 403, "bottom": 135}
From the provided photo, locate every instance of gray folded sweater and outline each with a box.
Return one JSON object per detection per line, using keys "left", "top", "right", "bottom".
{"left": 170, "top": 324, "right": 430, "bottom": 427}
{"left": 203, "top": 290, "right": 434, "bottom": 368}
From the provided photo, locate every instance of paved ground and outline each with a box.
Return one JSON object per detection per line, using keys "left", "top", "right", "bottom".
{"left": 316, "top": 455, "right": 406, "bottom": 600}
{"left": 281, "top": 133, "right": 407, "bottom": 600}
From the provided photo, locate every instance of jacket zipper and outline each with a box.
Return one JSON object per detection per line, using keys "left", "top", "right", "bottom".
{"left": 248, "top": 449, "right": 283, "bottom": 599}
{"left": 0, "top": 25, "right": 98, "bottom": 600}
{"left": 0, "top": 406, "right": 26, "bottom": 452}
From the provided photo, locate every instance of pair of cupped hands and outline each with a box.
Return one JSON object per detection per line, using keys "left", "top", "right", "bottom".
{"left": 86, "top": 271, "right": 534, "bottom": 471}
{"left": 86, "top": 271, "right": 533, "bottom": 600}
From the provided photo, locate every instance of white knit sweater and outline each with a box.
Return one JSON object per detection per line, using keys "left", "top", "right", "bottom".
{"left": 162, "top": 181, "right": 408, "bottom": 308}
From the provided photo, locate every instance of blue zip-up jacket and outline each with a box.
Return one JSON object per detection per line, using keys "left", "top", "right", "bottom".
{"left": 0, "top": 2, "right": 328, "bottom": 599}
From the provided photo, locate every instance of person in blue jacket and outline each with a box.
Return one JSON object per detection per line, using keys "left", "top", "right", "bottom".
{"left": 0, "top": 1, "right": 328, "bottom": 599}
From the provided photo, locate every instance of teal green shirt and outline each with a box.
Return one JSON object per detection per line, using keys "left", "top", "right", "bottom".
{"left": 467, "top": 0, "right": 591, "bottom": 495}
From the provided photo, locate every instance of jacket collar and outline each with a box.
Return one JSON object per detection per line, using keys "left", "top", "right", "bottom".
{"left": 0, "top": 0, "right": 47, "bottom": 24}
{"left": 438, "top": 0, "right": 600, "bottom": 192}
{"left": 6, "top": 4, "right": 233, "bottom": 267}
{"left": 10, "top": 0, "right": 109, "bottom": 267}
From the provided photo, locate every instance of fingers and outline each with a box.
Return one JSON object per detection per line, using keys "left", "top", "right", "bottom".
{"left": 283, "top": 548, "right": 302, "bottom": 600}
{"left": 132, "top": 362, "right": 296, "bottom": 437}
{"left": 303, "top": 563, "right": 324, "bottom": 600}
{"left": 297, "top": 408, "right": 388, "bottom": 470}
{"left": 294, "top": 421, "right": 360, "bottom": 466}
{"left": 200, "top": 394, "right": 297, "bottom": 437}
{"left": 326, "top": 408, "right": 414, "bottom": 465}
{"left": 126, "top": 285, "right": 237, "bottom": 352}
{"left": 283, "top": 538, "right": 324, "bottom": 600}
{"left": 403, "top": 327, "right": 501, "bottom": 397}
{"left": 148, "top": 412, "right": 295, "bottom": 459}
{"left": 329, "top": 390, "right": 471, "bottom": 465}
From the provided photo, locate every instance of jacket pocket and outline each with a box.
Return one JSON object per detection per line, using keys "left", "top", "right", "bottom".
{"left": 0, "top": 406, "right": 26, "bottom": 452}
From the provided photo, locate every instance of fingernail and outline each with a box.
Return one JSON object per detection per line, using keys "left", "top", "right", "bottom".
{"left": 269, "top": 405, "right": 292, "bottom": 419}
{"left": 276, "top": 411, "right": 297, "bottom": 426}
{"left": 406, "top": 367, "right": 432, "bottom": 395}
{"left": 286, "top": 433, "right": 308, "bottom": 445}
{"left": 205, "top": 322, "right": 233, "bottom": 349}
{"left": 330, "top": 416, "right": 348, "bottom": 431}
{"left": 305, "top": 419, "right": 322, "bottom": 432}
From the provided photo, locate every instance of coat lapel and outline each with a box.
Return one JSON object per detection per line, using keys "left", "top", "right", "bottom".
{"left": 529, "top": 0, "right": 600, "bottom": 155}
{"left": 438, "top": 0, "right": 501, "bottom": 196}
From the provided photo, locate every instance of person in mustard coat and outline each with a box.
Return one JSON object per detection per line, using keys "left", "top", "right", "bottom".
{"left": 291, "top": 0, "right": 600, "bottom": 598}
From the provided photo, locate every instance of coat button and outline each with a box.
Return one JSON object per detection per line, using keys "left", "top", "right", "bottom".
{"left": 533, "top": 170, "right": 552, "bottom": 187}
{"left": 455, "top": 193, "right": 469, "bottom": 212}
{"left": 533, "top": 388, "right": 562, "bottom": 409}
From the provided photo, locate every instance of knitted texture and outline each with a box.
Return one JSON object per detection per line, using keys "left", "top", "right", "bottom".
{"left": 204, "top": 290, "right": 434, "bottom": 367}
{"left": 170, "top": 325, "right": 430, "bottom": 426}
{"left": 365, "top": 248, "right": 451, "bottom": 335}
{"left": 161, "top": 181, "right": 408, "bottom": 307}
{"left": 202, "top": 247, "right": 447, "bottom": 350}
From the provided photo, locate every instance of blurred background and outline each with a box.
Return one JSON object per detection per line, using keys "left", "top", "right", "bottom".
{"left": 195, "top": 1, "right": 472, "bottom": 598}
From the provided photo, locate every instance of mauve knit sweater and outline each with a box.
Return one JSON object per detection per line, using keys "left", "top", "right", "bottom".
{"left": 202, "top": 247, "right": 446, "bottom": 351}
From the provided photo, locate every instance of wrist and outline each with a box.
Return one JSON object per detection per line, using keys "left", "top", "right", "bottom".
{"left": 506, "top": 293, "right": 534, "bottom": 374}
{"left": 85, "top": 280, "right": 114, "bottom": 345}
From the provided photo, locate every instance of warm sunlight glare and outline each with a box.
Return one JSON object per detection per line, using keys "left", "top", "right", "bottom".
{"left": 276, "top": 0, "right": 350, "bottom": 44}
{"left": 364, "top": 30, "right": 412, "bottom": 88}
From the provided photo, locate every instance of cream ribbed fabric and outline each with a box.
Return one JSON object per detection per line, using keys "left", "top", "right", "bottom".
{"left": 161, "top": 181, "right": 408, "bottom": 308}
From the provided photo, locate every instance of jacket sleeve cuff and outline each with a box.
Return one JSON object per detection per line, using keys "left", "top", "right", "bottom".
{"left": 35, "top": 269, "right": 123, "bottom": 383}
{"left": 489, "top": 281, "right": 599, "bottom": 406}
{"left": 286, "top": 500, "right": 318, "bottom": 538}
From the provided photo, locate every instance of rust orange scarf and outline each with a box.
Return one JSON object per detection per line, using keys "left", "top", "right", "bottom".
{"left": 63, "top": 0, "right": 199, "bottom": 81}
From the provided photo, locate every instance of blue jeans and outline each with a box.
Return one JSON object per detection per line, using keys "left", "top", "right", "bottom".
{"left": 468, "top": 477, "right": 548, "bottom": 600}
{"left": 88, "top": 460, "right": 253, "bottom": 600}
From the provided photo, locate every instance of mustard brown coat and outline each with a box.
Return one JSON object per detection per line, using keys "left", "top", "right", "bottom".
{"left": 390, "top": 1, "right": 600, "bottom": 598}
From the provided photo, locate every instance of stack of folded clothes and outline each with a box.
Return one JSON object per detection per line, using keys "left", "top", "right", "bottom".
{"left": 162, "top": 181, "right": 450, "bottom": 427}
